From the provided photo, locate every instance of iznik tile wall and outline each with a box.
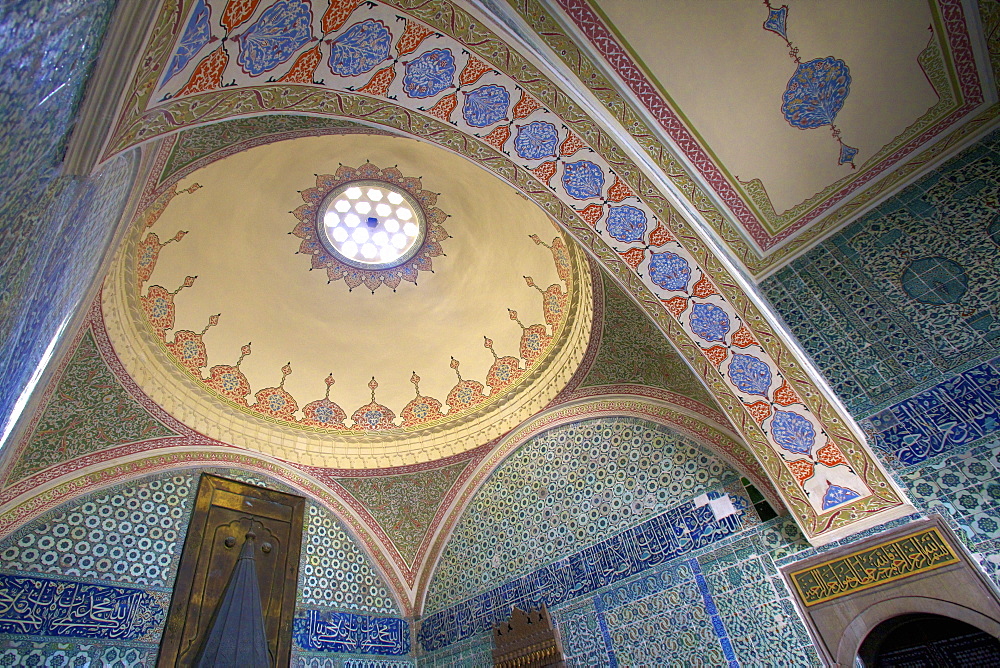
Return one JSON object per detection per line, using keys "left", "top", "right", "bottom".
{"left": 0, "top": 0, "right": 133, "bottom": 444}
{"left": 418, "top": 417, "right": 823, "bottom": 666}
{"left": 762, "top": 128, "right": 1000, "bottom": 426}
{"left": 0, "top": 467, "right": 409, "bottom": 667}
{"left": 418, "top": 417, "right": 1000, "bottom": 666}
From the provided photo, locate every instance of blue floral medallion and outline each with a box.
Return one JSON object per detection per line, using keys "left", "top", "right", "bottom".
{"left": 561, "top": 161, "right": 604, "bottom": 200}
{"left": 403, "top": 49, "right": 456, "bottom": 98}
{"left": 782, "top": 56, "right": 851, "bottom": 130}
{"left": 770, "top": 410, "right": 816, "bottom": 455}
{"left": 237, "top": 0, "right": 313, "bottom": 77}
{"left": 605, "top": 205, "right": 647, "bottom": 243}
{"left": 328, "top": 19, "right": 392, "bottom": 77}
{"left": 648, "top": 251, "right": 691, "bottom": 292}
{"left": 690, "top": 303, "right": 731, "bottom": 343}
{"left": 514, "top": 121, "right": 558, "bottom": 160}
{"left": 822, "top": 483, "right": 862, "bottom": 510}
{"left": 462, "top": 84, "right": 510, "bottom": 127}
{"left": 727, "top": 353, "right": 771, "bottom": 395}
{"left": 762, "top": 3, "right": 788, "bottom": 40}
{"left": 162, "top": 0, "right": 212, "bottom": 85}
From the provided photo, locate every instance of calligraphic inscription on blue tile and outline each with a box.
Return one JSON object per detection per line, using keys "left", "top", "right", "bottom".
{"left": 868, "top": 356, "right": 1000, "bottom": 466}
{"left": 293, "top": 610, "right": 409, "bottom": 656}
{"left": 0, "top": 574, "right": 164, "bottom": 640}
{"left": 417, "top": 493, "right": 746, "bottom": 652}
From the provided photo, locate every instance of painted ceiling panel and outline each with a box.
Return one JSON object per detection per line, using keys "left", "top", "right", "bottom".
{"left": 556, "top": 0, "right": 997, "bottom": 271}
{"left": 593, "top": 0, "right": 937, "bottom": 215}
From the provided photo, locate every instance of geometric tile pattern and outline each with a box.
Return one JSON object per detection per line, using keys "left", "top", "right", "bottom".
{"left": 424, "top": 418, "right": 731, "bottom": 610}
{"left": 580, "top": 273, "right": 718, "bottom": 407}
{"left": 896, "top": 434, "right": 1000, "bottom": 590}
{"left": 0, "top": 472, "right": 195, "bottom": 588}
{"left": 334, "top": 461, "right": 469, "bottom": 567}
{"left": 418, "top": 487, "right": 748, "bottom": 652}
{"left": 0, "top": 641, "right": 156, "bottom": 668}
{"left": 763, "top": 128, "right": 1000, "bottom": 416}
{"left": 298, "top": 502, "right": 400, "bottom": 616}
{"left": 4, "top": 330, "right": 176, "bottom": 485}
{"left": 862, "top": 355, "right": 1000, "bottom": 467}
{"left": 0, "top": 0, "right": 118, "bottom": 443}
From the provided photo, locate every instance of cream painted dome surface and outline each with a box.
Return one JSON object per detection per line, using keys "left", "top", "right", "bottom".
{"left": 103, "top": 133, "right": 593, "bottom": 468}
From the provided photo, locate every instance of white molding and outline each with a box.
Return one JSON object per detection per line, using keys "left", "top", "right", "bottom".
{"left": 62, "top": 0, "right": 162, "bottom": 177}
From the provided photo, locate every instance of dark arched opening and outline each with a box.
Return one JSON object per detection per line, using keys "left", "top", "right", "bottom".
{"left": 857, "top": 612, "right": 1000, "bottom": 667}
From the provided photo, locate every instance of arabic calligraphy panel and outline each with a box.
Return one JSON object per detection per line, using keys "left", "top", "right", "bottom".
{"left": 789, "top": 528, "right": 959, "bottom": 606}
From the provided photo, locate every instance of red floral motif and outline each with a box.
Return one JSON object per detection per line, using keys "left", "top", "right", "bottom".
{"left": 482, "top": 125, "right": 511, "bottom": 150}
{"left": 252, "top": 386, "right": 298, "bottom": 420}
{"left": 252, "top": 363, "right": 298, "bottom": 420}
{"left": 356, "top": 65, "right": 396, "bottom": 96}
{"left": 321, "top": 0, "right": 364, "bottom": 34}
{"left": 166, "top": 314, "right": 217, "bottom": 374}
{"left": 395, "top": 20, "right": 433, "bottom": 57}
{"left": 301, "top": 398, "right": 348, "bottom": 428}
{"left": 577, "top": 203, "right": 603, "bottom": 227}
{"left": 351, "top": 378, "right": 397, "bottom": 430}
{"left": 524, "top": 276, "right": 566, "bottom": 330}
{"left": 276, "top": 44, "right": 323, "bottom": 83}
{"left": 459, "top": 56, "right": 491, "bottom": 86}
{"left": 772, "top": 379, "right": 801, "bottom": 406}
{"left": 619, "top": 247, "right": 645, "bottom": 269}
{"left": 137, "top": 230, "right": 186, "bottom": 285}
{"left": 691, "top": 275, "right": 718, "bottom": 298}
{"left": 703, "top": 345, "right": 729, "bottom": 367}
{"left": 204, "top": 343, "right": 252, "bottom": 405}
{"left": 221, "top": 0, "right": 261, "bottom": 33}
{"left": 648, "top": 223, "right": 673, "bottom": 247}
{"left": 816, "top": 442, "right": 848, "bottom": 468}
{"left": 175, "top": 44, "right": 229, "bottom": 97}
{"left": 788, "top": 459, "right": 815, "bottom": 485}
{"left": 511, "top": 91, "right": 542, "bottom": 119}
{"left": 606, "top": 175, "right": 634, "bottom": 203}
{"left": 663, "top": 296, "right": 688, "bottom": 317}
{"left": 485, "top": 356, "right": 524, "bottom": 391}
{"left": 549, "top": 238, "right": 572, "bottom": 284}
{"left": 559, "top": 131, "right": 585, "bottom": 157}
{"left": 167, "top": 330, "right": 209, "bottom": 373}
{"left": 400, "top": 394, "right": 445, "bottom": 426}
{"left": 745, "top": 400, "right": 772, "bottom": 423}
{"left": 446, "top": 379, "right": 488, "bottom": 411}
{"left": 731, "top": 324, "right": 759, "bottom": 348}
{"left": 425, "top": 92, "right": 458, "bottom": 121}
{"left": 532, "top": 160, "right": 558, "bottom": 185}
{"left": 301, "top": 373, "right": 348, "bottom": 428}
{"left": 141, "top": 276, "right": 195, "bottom": 339}
{"left": 483, "top": 337, "right": 525, "bottom": 392}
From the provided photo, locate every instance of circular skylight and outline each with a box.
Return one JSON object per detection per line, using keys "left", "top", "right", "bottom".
{"left": 317, "top": 180, "right": 426, "bottom": 269}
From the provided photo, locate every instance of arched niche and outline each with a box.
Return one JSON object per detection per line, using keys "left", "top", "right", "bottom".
{"left": 851, "top": 610, "right": 1000, "bottom": 667}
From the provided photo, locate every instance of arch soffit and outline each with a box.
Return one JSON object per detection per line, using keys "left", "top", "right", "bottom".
{"left": 836, "top": 596, "right": 1000, "bottom": 667}
{"left": 99, "top": 0, "right": 910, "bottom": 543}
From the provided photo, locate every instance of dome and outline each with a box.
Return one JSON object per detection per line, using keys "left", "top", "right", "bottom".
{"left": 102, "top": 133, "right": 593, "bottom": 468}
